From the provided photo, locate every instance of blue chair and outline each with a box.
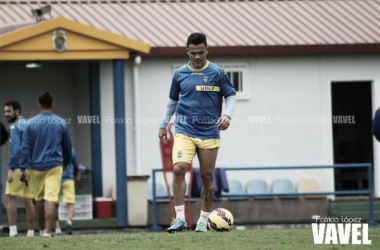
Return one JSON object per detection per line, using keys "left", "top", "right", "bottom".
{"left": 222, "top": 180, "right": 248, "bottom": 200}
{"left": 246, "top": 180, "right": 272, "bottom": 199}
{"left": 271, "top": 179, "right": 297, "bottom": 198}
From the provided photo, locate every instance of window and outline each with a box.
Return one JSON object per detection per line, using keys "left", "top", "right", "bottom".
{"left": 220, "top": 64, "right": 249, "bottom": 100}
{"left": 172, "top": 63, "right": 249, "bottom": 100}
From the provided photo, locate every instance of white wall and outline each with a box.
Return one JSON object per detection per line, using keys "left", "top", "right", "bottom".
{"left": 129, "top": 54, "right": 380, "bottom": 197}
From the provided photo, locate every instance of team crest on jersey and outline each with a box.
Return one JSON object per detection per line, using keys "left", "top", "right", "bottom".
{"left": 223, "top": 70, "right": 228, "bottom": 76}
{"left": 203, "top": 76, "right": 208, "bottom": 84}
{"left": 177, "top": 151, "right": 182, "bottom": 158}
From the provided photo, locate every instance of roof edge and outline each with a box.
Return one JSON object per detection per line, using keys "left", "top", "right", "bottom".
{"left": 149, "top": 44, "right": 380, "bottom": 57}
{"left": 0, "top": 17, "right": 150, "bottom": 54}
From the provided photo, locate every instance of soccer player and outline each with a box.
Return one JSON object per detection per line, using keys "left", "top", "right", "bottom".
{"left": 4, "top": 101, "right": 35, "bottom": 237}
{"left": 158, "top": 33, "right": 236, "bottom": 233}
{"left": 55, "top": 148, "right": 80, "bottom": 235}
{"left": 20, "top": 92, "right": 72, "bottom": 236}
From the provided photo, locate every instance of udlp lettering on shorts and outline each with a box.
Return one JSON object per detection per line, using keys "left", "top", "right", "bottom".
{"left": 312, "top": 223, "right": 371, "bottom": 245}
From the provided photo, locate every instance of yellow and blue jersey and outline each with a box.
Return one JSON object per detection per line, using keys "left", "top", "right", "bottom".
{"left": 8, "top": 118, "right": 27, "bottom": 171}
{"left": 169, "top": 61, "right": 236, "bottom": 139}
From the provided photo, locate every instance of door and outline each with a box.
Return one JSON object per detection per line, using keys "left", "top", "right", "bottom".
{"left": 331, "top": 81, "right": 373, "bottom": 192}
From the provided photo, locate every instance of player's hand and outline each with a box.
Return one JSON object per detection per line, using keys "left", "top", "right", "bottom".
{"left": 7, "top": 171, "right": 14, "bottom": 183}
{"left": 217, "top": 115, "right": 231, "bottom": 131}
{"left": 158, "top": 128, "right": 168, "bottom": 145}
{"left": 19, "top": 172, "right": 29, "bottom": 186}
{"left": 76, "top": 173, "right": 81, "bottom": 181}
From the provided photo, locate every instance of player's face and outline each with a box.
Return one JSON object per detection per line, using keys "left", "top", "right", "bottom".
{"left": 4, "top": 105, "right": 17, "bottom": 123}
{"left": 187, "top": 43, "right": 208, "bottom": 69}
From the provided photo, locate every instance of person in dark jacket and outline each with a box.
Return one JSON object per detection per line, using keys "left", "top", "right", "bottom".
{"left": 20, "top": 92, "right": 72, "bottom": 236}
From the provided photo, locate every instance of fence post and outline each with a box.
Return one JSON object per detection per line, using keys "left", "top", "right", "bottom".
{"left": 151, "top": 169, "right": 162, "bottom": 232}
{"left": 368, "top": 164, "right": 378, "bottom": 225}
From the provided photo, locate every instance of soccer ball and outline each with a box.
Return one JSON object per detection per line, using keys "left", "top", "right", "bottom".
{"left": 207, "top": 208, "right": 234, "bottom": 232}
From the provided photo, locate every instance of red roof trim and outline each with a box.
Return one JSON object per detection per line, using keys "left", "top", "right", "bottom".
{"left": 149, "top": 44, "right": 380, "bottom": 57}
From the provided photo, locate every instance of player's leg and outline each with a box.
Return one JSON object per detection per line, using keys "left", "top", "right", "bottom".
{"left": 54, "top": 203, "right": 62, "bottom": 235}
{"left": 55, "top": 183, "right": 62, "bottom": 235}
{"left": 198, "top": 148, "right": 218, "bottom": 210}
{"left": 167, "top": 134, "right": 195, "bottom": 233}
{"left": 29, "top": 170, "right": 46, "bottom": 235}
{"left": 35, "top": 201, "right": 45, "bottom": 234}
{"left": 43, "top": 167, "right": 63, "bottom": 236}
{"left": 66, "top": 203, "right": 75, "bottom": 234}
{"left": 62, "top": 180, "right": 76, "bottom": 235}
{"left": 44, "top": 201, "right": 57, "bottom": 234}
{"left": 23, "top": 170, "right": 36, "bottom": 237}
{"left": 23, "top": 198, "right": 35, "bottom": 236}
{"left": 5, "top": 169, "right": 27, "bottom": 237}
{"left": 5, "top": 195, "right": 17, "bottom": 237}
{"left": 194, "top": 138, "right": 219, "bottom": 232}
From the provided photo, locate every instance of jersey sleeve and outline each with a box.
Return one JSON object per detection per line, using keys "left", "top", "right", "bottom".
{"left": 169, "top": 71, "right": 181, "bottom": 102}
{"left": 19, "top": 124, "right": 30, "bottom": 172}
{"left": 9, "top": 125, "right": 21, "bottom": 171}
{"left": 220, "top": 70, "right": 236, "bottom": 99}
{"left": 62, "top": 124, "right": 72, "bottom": 167}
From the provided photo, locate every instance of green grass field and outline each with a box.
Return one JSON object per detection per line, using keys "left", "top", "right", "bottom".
{"left": 1, "top": 227, "right": 379, "bottom": 250}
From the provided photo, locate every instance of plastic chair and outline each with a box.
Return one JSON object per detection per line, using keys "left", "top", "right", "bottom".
{"left": 159, "top": 123, "right": 193, "bottom": 227}
{"left": 222, "top": 180, "right": 248, "bottom": 200}
{"left": 271, "top": 179, "right": 297, "bottom": 198}
{"left": 296, "top": 178, "right": 324, "bottom": 198}
{"left": 246, "top": 180, "right": 272, "bottom": 199}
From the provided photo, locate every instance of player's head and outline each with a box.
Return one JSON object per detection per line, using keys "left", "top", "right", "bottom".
{"left": 38, "top": 92, "right": 53, "bottom": 110}
{"left": 186, "top": 33, "right": 208, "bottom": 69}
{"left": 4, "top": 101, "right": 21, "bottom": 123}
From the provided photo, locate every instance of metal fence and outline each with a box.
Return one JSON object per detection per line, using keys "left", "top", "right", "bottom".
{"left": 151, "top": 163, "right": 376, "bottom": 232}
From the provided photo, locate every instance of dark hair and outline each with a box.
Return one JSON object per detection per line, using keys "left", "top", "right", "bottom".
{"left": 38, "top": 92, "right": 53, "bottom": 109}
{"left": 187, "top": 33, "right": 207, "bottom": 48}
{"left": 5, "top": 101, "right": 21, "bottom": 113}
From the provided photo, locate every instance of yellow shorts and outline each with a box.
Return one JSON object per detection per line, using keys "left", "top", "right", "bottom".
{"left": 60, "top": 180, "right": 76, "bottom": 204}
{"left": 172, "top": 133, "right": 220, "bottom": 165}
{"left": 30, "top": 167, "right": 63, "bottom": 203}
{"left": 5, "top": 169, "right": 34, "bottom": 199}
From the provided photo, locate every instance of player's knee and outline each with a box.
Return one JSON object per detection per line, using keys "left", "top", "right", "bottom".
{"left": 5, "top": 196, "right": 14, "bottom": 206}
{"left": 201, "top": 172, "right": 213, "bottom": 185}
{"left": 173, "top": 163, "right": 188, "bottom": 177}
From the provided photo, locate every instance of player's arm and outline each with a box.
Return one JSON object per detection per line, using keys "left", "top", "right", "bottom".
{"left": 9, "top": 126, "right": 20, "bottom": 171}
{"left": 159, "top": 100, "right": 177, "bottom": 144}
{"left": 159, "top": 72, "right": 180, "bottom": 144}
{"left": 72, "top": 149, "right": 80, "bottom": 180}
{"left": 19, "top": 124, "right": 30, "bottom": 173}
{"left": 8, "top": 126, "right": 21, "bottom": 182}
{"left": 62, "top": 125, "right": 72, "bottom": 167}
{"left": 218, "top": 70, "right": 237, "bottom": 130}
